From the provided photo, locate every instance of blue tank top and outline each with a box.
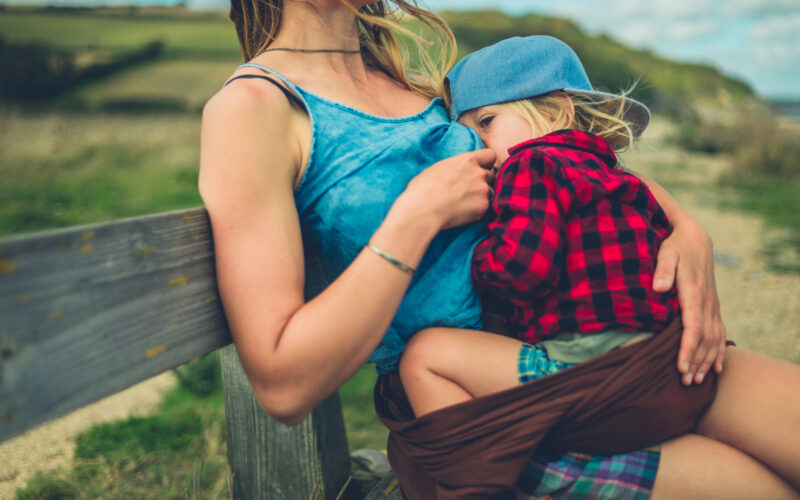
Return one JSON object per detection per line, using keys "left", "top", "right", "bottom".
{"left": 239, "top": 63, "right": 486, "bottom": 373}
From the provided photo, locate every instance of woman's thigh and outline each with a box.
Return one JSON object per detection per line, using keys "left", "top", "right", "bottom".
{"left": 695, "top": 346, "right": 800, "bottom": 488}
{"left": 652, "top": 433, "right": 798, "bottom": 499}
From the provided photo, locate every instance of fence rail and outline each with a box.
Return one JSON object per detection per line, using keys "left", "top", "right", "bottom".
{"left": 0, "top": 208, "right": 400, "bottom": 499}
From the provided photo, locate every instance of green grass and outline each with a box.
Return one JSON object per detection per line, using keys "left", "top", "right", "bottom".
{"left": 0, "top": 10, "right": 240, "bottom": 58}
{"left": 12, "top": 355, "right": 387, "bottom": 499}
{"left": 64, "top": 58, "right": 238, "bottom": 112}
{"left": 0, "top": 8, "right": 242, "bottom": 111}
{"left": 14, "top": 357, "right": 230, "bottom": 499}
{"left": 0, "top": 109, "right": 203, "bottom": 236}
{"left": 672, "top": 106, "right": 800, "bottom": 271}
{"left": 719, "top": 177, "right": 800, "bottom": 272}
{"left": 74, "top": 412, "right": 204, "bottom": 460}
{"left": 340, "top": 366, "right": 390, "bottom": 451}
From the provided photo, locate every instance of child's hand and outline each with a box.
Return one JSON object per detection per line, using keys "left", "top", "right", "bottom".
{"left": 654, "top": 220, "right": 726, "bottom": 386}
{"left": 398, "top": 149, "right": 497, "bottom": 231}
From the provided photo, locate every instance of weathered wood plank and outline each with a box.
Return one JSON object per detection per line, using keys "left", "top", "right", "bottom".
{"left": 221, "top": 346, "right": 351, "bottom": 500}
{"left": 0, "top": 207, "right": 231, "bottom": 441}
{"left": 221, "top": 251, "right": 351, "bottom": 499}
{"left": 364, "top": 471, "right": 404, "bottom": 500}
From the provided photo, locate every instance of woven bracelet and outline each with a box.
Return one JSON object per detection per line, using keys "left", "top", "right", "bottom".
{"left": 366, "top": 243, "right": 416, "bottom": 275}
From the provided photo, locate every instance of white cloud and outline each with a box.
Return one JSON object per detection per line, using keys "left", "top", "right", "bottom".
{"left": 651, "top": 0, "right": 717, "bottom": 18}
{"left": 611, "top": 20, "right": 654, "bottom": 46}
{"left": 729, "top": 0, "right": 800, "bottom": 17}
{"left": 665, "top": 20, "right": 721, "bottom": 42}
{"left": 521, "top": 0, "right": 799, "bottom": 97}
{"left": 750, "top": 13, "right": 800, "bottom": 39}
{"left": 749, "top": 14, "right": 800, "bottom": 64}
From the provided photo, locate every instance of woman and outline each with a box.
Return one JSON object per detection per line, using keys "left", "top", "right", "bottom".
{"left": 198, "top": 0, "right": 800, "bottom": 497}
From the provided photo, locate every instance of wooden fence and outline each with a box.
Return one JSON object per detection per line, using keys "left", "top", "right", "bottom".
{"left": 0, "top": 207, "right": 401, "bottom": 499}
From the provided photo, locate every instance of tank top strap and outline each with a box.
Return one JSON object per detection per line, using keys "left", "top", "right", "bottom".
{"left": 233, "top": 62, "right": 317, "bottom": 194}
{"left": 225, "top": 74, "right": 306, "bottom": 110}
{"left": 234, "top": 63, "right": 311, "bottom": 109}
{"left": 236, "top": 63, "right": 303, "bottom": 93}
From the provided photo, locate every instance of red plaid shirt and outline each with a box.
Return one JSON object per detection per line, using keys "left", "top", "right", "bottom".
{"left": 472, "top": 129, "right": 678, "bottom": 343}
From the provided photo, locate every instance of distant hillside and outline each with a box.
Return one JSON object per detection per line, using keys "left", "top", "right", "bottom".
{"left": 441, "top": 10, "right": 754, "bottom": 116}
{"left": 0, "top": 6, "right": 755, "bottom": 117}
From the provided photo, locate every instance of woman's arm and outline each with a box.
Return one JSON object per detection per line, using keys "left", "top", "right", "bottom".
{"left": 199, "top": 80, "right": 495, "bottom": 425}
{"left": 633, "top": 172, "right": 726, "bottom": 386}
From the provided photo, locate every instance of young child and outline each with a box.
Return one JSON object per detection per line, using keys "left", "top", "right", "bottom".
{"left": 399, "top": 35, "right": 679, "bottom": 417}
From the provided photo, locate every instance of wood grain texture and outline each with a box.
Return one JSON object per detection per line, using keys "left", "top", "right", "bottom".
{"left": 1, "top": 210, "right": 372, "bottom": 500}
{"left": 0, "top": 207, "right": 231, "bottom": 441}
{"left": 221, "top": 346, "right": 350, "bottom": 500}
{"left": 221, "top": 252, "right": 351, "bottom": 499}
{"left": 364, "top": 471, "right": 404, "bottom": 500}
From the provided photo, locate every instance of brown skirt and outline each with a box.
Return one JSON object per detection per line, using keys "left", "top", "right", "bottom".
{"left": 374, "top": 319, "right": 717, "bottom": 499}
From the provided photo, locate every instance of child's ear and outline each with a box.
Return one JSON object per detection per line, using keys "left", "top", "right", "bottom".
{"left": 563, "top": 94, "right": 575, "bottom": 119}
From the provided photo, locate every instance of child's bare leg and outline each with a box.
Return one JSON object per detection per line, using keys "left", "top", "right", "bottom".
{"left": 399, "top": 327, "right": 523, "bottom": 417}
{"left": 695, "top": 347, "right": 800, "bottom": 490}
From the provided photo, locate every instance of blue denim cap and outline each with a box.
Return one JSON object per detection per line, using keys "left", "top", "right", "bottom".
{"left": 446, "top": 36, "right": 650, "bottom": 136}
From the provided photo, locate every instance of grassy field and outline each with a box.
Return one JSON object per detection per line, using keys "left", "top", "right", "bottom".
{"left": 11, "top": 356, "right": 385, "bottom": 499}
{"left": 1, "top": 8, "right": 242, "bottom": 110}
{"left": 0, "top": 9, "right": 240, "bottom": 57}
{"left": 0, "top": 109, "right": 203, "bottom": 235}
{"left": 14, "top": 357, "right": 231, "bottom": 499}
{"left": 65, "top": 58, "right": 237, "bottom": 111}
{"left": 669, "top": 105, "right": 800, "bottom": 268}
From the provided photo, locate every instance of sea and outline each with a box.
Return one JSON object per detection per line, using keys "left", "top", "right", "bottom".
{"left": 772, "top": 100, "right": 800, "bottom": 124}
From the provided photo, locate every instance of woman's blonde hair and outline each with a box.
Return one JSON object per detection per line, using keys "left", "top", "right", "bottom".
{"left": 228, "top": 0, "right": 457, "bottom": 99}
{"left": 499, "top": 88, "right": 640, "bottom": 153}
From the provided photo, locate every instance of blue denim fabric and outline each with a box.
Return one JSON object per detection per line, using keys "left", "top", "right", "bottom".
{"left": 239, "top": 63, "right": 486, "bottom": 373}
{"left": 445, "top": 36, "right": 650, "bottom": 134}
{"left": 446, "top": 36, "right": 594, "bottom": 120}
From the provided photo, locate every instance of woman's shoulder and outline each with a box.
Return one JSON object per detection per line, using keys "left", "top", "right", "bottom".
{"left": 204, "top": 67, "right": 299, "bottom": 125}
{"left": 200, "top": 69, "right": 308, "bottom": 198}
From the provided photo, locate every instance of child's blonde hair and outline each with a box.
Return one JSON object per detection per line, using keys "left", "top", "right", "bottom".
{"left": 499, "top": 88, "right": 640, "bottom": 153}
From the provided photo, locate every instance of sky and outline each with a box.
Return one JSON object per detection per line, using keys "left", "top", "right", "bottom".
{"left": 5, "top": 0, "right": 799, "bottom": 99}
{"left": 420, "top": 0, "right": 800, "bottom": 100}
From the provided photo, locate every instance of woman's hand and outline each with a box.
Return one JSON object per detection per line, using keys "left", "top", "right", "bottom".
{"left": 654, "top": 218, "right": 726, "bottom": 386}
{"left": 395, "top": 149, "right": 497, "bottom": 231}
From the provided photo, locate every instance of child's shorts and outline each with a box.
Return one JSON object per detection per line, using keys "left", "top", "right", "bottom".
{"left": 518, "top": 343, "right": 574, "bottom": 384}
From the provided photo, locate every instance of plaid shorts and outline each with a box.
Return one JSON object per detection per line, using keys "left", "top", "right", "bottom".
{"left": 514, "top": 343, "right": 661, "bottom": 499}
{"left": 515, "top": 446, "right": 661, "bottom": 500}
{"left": 518, "top": 342, "right": 574, "bottom": 383}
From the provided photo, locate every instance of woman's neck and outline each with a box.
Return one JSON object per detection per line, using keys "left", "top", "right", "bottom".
{"left": 268, "top": 0, "right": 369, "bottom": 79}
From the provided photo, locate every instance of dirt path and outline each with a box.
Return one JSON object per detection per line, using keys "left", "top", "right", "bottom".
{"left": 1, "top": 119, "right": 798, "bottom": 499}
{"left": 628, "top": 119, "right": 800, "bottom": 362}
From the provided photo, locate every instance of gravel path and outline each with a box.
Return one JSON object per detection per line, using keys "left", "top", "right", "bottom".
{"left": 628, "top": 119, "right": 800, "bottom": 362}
{"left": 1, "top": 119, "right": 798, "bottom": 499}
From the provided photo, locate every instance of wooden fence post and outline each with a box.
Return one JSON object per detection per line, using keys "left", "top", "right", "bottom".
{"left": 220, "top": 250, "right": 351, "bottom": 499}
{"left": 221, "top": 348, "right": 350, "bottom": 499}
